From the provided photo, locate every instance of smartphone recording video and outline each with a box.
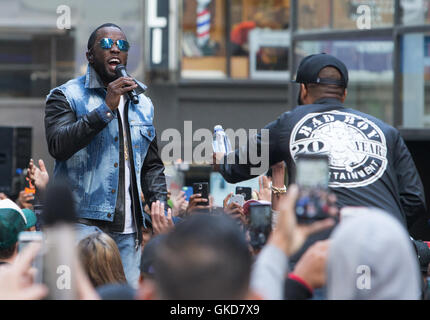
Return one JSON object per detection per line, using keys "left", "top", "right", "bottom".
{"left": 248, "top": 203, "right": 272, "bottom": 250}
{"left": 295, "top": 154, "right": 330, "bottom": 223}
{"left": 182, "top": 186, "right": 193, "bottom": 201}
{"left": 18, "top": 231, "right": 44, "bottom": 284}
{"left": 193, "top": 182, "right": 209, "bottom": 201}
{"left": 236, "top": 186, "right": 252, "bottom": 201}
{"left": 230, "top": 194, "right": 245, "bottom": 207}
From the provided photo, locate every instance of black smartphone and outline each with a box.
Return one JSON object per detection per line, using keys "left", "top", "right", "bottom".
{"left": 248, "top": 203, "right": 272, "bottom": 250}
{"left": 193, "top": 182, "right": 209, "bottom": 201}
{"left": 236, "top": 186, "right": 252, "bottom": 201}
{"left": 295, "top": 154, "right": 330, "bottom": 223}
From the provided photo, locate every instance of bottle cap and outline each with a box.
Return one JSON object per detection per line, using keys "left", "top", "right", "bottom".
{"left": 214, "top": 125, "right": 223, "bottom": 132}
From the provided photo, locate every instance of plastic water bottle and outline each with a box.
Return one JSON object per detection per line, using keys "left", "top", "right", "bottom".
{"left": 213, "top": 125, "right": 232, "bottom": 154}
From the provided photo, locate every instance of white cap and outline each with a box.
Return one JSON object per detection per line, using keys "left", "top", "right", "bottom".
{"left": 214, "top": 125, "right": 223, "bottom": 132}
{"left": 0, "top": 199, "right": 27, "bottom": 224}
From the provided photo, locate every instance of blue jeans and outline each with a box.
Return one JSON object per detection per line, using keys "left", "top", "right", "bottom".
{"left": 75, "top": 223, "right": 141, "bottom": 289}
{"left": 311, "top": 287, "right": 327, "bottom": 300}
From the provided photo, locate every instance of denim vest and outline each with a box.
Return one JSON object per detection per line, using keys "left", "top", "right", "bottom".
{"left": 48, "top": 66, "right": 155, "bottom": 222}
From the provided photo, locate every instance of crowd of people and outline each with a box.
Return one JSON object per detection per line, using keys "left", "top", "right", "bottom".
{"left": 0, "top": 157, "right": 427, "bottom": 300}
{"left": 0, "top": 23, "right": 429, "bottom": 301}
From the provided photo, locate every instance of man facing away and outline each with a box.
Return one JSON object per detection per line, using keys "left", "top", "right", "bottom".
{"left": 216, "top": 53, "right": 428, "bottom": 267}
{"left": 45, "top": 23, "right": 168, "bottom": 287}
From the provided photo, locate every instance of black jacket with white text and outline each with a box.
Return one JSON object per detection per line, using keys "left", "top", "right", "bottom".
{"left": 220, "top": 97, "right": 426, "bottom": 230}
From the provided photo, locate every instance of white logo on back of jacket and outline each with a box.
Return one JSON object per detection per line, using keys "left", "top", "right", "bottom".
{"left": 290, "top": 110, "right": 388, "bottom": 188}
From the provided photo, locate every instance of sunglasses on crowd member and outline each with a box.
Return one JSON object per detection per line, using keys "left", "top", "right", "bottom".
{"left": 99, "top": 38, "right": 130, "bottom": 52}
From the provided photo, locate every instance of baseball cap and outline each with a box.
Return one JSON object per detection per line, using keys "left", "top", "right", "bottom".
{"left": 292, "top": 53, "right": 349, "bottom": 88}
{"left": 0, "top": 208, "right": 26, "bottom": 249}
{"left": 140, "top": 234, "right": 166, "bottom": 277}
{"left": 22, "top": 208, "right": 37, "bottom": 229}
{"left": 0, "top": 199, "right": 27, "bottom": 225}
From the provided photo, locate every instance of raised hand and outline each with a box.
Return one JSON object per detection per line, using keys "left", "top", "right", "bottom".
{"left": 105, "top": 76, "right": 138, "bottom": 111}
{"left": 16, "top": 190, "right": 34, "bottom": 209}
{"left": 270, "top": 185, "right": 335, "bottom": 256}
{"left": 28, "top": 159, "right": 49, "bottom": 192}
{"left": 186, "top": 194, "right": 210, "bottom": 215}
{"left": 223, "top": 193, "right": 247, "bottom": 226}
{"left": 212, "top": 152, "right": 226, "bottom": 172}
{"left": 171, "top": 191, "right": 188, "bottom": 217}
{"left": 255, "top": 175, "right": 272, "bottom": 202}
{"left": 0, "top": 243, "right": 48, "bottom": 300}
{"left": 292, "top": 240, "right": 330, "bottom": 290}
{"left": 151, "top": 201, "right": 174, "bottom": 235}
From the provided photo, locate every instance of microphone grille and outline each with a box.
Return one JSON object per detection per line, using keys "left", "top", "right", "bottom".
{"left": 115, "top": 64, "right": 126, "bottom": 76}
{"left": 41, "top": 179, "right": 77, "bottom": 226}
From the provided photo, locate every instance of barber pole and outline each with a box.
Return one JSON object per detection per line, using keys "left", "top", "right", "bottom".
{"left": 197, "top": 0, "right": 211, "bottom": 47}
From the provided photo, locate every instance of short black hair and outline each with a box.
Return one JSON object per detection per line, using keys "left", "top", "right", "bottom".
{"left": 87, "top": 23, "right": 123, "bottom": 50}
{"left": 154, "top": 214, "right": 252, "bottom": 300}
{"left": 0, "top": 242, "right": 17, "bottom": 260}
{"left": 306, "top": 66, "right": 346, "bottom": 101}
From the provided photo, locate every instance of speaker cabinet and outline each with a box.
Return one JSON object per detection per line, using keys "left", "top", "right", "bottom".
{"left": 0, "top": 127, "right": 32, "bottom": 197}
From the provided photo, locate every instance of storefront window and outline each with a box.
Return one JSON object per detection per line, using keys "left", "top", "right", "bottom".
{"left": 0, "top": 0, "right": 144, "bottom": 97}
{"left": 401, "top": 0, "right": 430, "bottom": 25}
{"left": 181, "top": 0, "right": 290, "bottom": 80}
{"left": 230, "top": 0, "right": 289, "bottom": 79}
{"left": 0, "top": 34, "right": 74, "bottom": 98}
{"left": 295, "top": 39, "right": 394, "bottom": 124}
{"left": 298, "top": 0, "right": 394, "bottom": 31}
{"left": 182, "top": 0, "right": 227, "bottom": 79}
{"left": 401, "top": 33, "right": 430, "bottom": 128}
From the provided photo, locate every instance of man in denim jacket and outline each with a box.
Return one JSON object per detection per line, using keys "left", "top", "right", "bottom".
{"left": 44, "top": 23, "right": 168, "bottom": 287}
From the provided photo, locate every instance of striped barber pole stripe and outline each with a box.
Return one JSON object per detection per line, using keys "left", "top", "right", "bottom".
{"left": 197, "top": 7, "right": 211, "bottom": 46}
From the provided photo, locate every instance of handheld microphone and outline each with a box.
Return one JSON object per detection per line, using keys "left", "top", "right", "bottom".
{"left": 41, "top": 180, "right": 78, "bottom": 300}
{"left": 115, "top": 64, "right": 139, "bottom": 104}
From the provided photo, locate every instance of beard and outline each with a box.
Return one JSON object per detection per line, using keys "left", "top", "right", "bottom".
{"left": 91, "top": 59, "right": 117, "bottom": 86}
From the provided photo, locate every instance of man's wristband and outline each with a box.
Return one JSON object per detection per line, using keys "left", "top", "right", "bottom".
{"left": 288, "top": 273, "right": 314, "bottom": 294}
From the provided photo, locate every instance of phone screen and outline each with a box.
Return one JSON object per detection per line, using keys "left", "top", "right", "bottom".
{"left": 295, "top": 155, "right": 330, "bottom": 222}
{"left": 182, "top": 186, "right": 193, "bottom": 202}
{"left": 236, "top": 187, "right": 252, "bottom": 201}
{"left": 18, "top": 231, "right": 43, "bottom": 252}
{"left": 193, "top": 182, "right": 209, "bottom": 200}
{"left": 230, "top": 194, "right": 245, "bottom": 207}
{"left": 18, "top": 231, "right": 44, "bottom": 283}
{"left": 249, "top": 204, "right": 272, "bottom": 250}
{"left": 296, "top": 156, "right": 329, "bottom": 188}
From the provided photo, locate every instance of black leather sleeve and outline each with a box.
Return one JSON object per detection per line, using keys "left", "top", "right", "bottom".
{"left": 219, "top": 117, "right": 283, "bottom": 184}
{"left": 45, "top": 89, "right": 112, "bottom": 161}
{"left": 412, "top": 239, "right": 430, "bottom": 272}
{"left": 140, "top": 135, "right": 168, "bottom": 208}
{"left": 393, "top": 131, "right": 427, "bottom": 229}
